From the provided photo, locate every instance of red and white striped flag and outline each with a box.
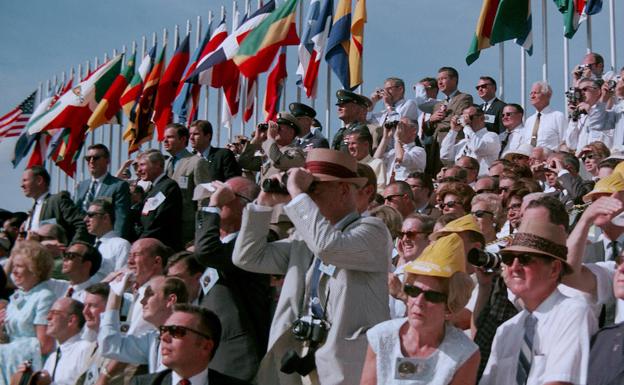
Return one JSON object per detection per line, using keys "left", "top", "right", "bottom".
{"left": 0, "top": 91, "right": 36, "bottom": 142}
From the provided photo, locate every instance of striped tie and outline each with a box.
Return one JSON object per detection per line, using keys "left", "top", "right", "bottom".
{"left": 517, "top": 314, "right": 537, "bottom": 384}
{"left": 83, "top": 180, "right": 98, "bottom": 211}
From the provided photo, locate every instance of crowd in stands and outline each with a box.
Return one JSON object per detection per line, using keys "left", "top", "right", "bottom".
{"left": 1, "top": 51, "right": 624, "bottom": 385}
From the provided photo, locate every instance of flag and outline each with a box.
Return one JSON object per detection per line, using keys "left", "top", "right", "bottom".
{"left": 88, "top": 53, "right": 136, "bottom": 130}
{"left": 233, "top": 0, "right": 300, "bottom": 78}
{"left": 120, "top": 46, "right": 157, "bottom": 121}
{"left": 302, "top": 0, "right": 333, "bottom": 98}
{"left": 325, "top": 0, "right": 351, "bottom": 89}
{"left": 27, "top": 55, "right": 122, "bottom": 135}
{"left": 554, "top": 0, "right": 602, "bottom": 39}
{"left": 26, "top": 134, "right": 51, "bottom": 168}
{"left": 490, "top": 0, "right": 533, "bottom": 55}
{"left": 221, "top": 5, "right": 243, "bottom": 130}
{"left": 349, "top": 0, "right": 366, "bottom": 89}
{"left": 154, "top": 35, "right": 190, "bottom": 139}
{"left": 297, "top": 0, "right": 321, "bottom": 90}
{"left": 465, "top": 0, "right": 500, "bottom": 65}
{"left": 0, "top": 91, "right": 36, "bottom": 141}
{"left": 186, "top": 1, "right": 276, "bottom": 83}
{"left": 264, "top": 47, "right": 287, "bottom": 122}
{"left": 196, "top": 17, "right": 229, "bottom": 87}
{"left": 173, "top": 23, "right": 213, "bottom": 125}
{"left": 242, "top": 76, "right": 257, "bottom": 122}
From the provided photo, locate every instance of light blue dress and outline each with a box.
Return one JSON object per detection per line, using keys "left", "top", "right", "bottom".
{"left": 0, "top": 281, "right": 55, "bottom": 385}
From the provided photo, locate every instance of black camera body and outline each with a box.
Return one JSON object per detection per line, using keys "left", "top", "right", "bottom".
{"left": 291, "top": 315, "right": 330, "bottom": 344}
{"left": 384, "top": 120, "right": 399, "bottom": 130}
{"left": 261, "top": 173, "right": 289, "bottom": 194}
{"left": 467, "top": 248, "right": 502, "bottom": 270}
{"left": 257, "top": 122, "right": 269, "bottom": 131}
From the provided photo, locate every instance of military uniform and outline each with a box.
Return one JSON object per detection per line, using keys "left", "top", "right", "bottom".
{"left": 289, "top": 102, "right": 330, "bottom": 150}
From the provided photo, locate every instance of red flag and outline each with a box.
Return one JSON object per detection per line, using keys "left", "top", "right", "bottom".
{"left": 263, "top": 48, "right": 287, "bottom": 122}
{"left": 26, "top": 134, "right": 51, "bottom": 167}
{"left": 154, "top": 36, "right": 190, "bottom": 139}
{"left": 243, "top": 76, "right": 257, "bottom": 122}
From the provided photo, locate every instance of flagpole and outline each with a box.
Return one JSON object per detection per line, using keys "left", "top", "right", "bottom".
{"left": 82, "top": 60, "right": 90, "bottom": 189}
{"left": 241, "top": 0, "right": 250, "bottom": 137}
{"left": 108, "top": 50, "right": 116, "bottom": 169}
{"left": 541, "top": 0, "right": 548, "bottom": 81}
{"left": 233, "top": 0, "right": 240, "bottom": 142}
{"left": 217, "top": 6, "right": 225, "bottom": 147}
{"left": 609, "top": 0, "right": 616, "bottom": 70}
{"left": 100, "top": 54, "right": 107, "bottom": 144}
{"left": 521, "top": 48, "right": 526, "bottom": 109}
{"left": 120, "top": 43, "right": 131, "bottom": 168}
{"left": 325, "top": 66, "right": 331, "bottom": 141}
{"left": 586, "top": 16, "right": 592, "bottom": 53}
{"left": 90, "top": 57, "right": 96, "bottom": 148}
{"left": 296, "top": 0, "right": 303, "bottom": 103}
{"left": 563, "top": 33, "right": 570, "bottom": 109}
{"left": 498, "top": 42, "right": 504, "bottom": 100}
{"left": 174, "top": 24, "right": 180, "bottom": 49}
{"left": 254, "top": 0, "right": 261, "bottom": 129}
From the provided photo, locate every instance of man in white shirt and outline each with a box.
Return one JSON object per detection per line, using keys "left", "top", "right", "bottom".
{"left": 481, "top": 209, "right": 597, "bottom": 385}
{"left": 85, "top": 198, "right": 130, "bottom": 274}
{"left": 369, "top": 77, "right": 420, "bottom": 127}
{"left": 43, "top": 298, "right": 96, "bottom": 385}
{"left": 523, "top": 81, "right": 567, "bottom": 151}
{"left": 345, "top": 127, "right": 387, "bottom": 193}
{"left": 374, "top": 117, "right": 426, "bottom": 182}
{"left": 498, "top": 103, "right": 526, "bottom": 157}
{"left": 440, "top": 105, "right": 500, "bottom": 175}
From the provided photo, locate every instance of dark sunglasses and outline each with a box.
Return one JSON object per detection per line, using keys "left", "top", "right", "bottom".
{"left": 476, "top": 188, "right": 494, "bottom": 194}
{"left": 384, "top": 194, "right": 405, "bottom": 202}
{"left": 501, "top": 111, "right": 519, "bottom": 117}
{"left": 84, "top": 155, "right": 103, "bottom": 162}
{"left": 403, "top": 285, "right": 448, "bottom": 303}
{"left": 471, "top": 210, "right": 494, "bottom": 218}
{"left": 475, "top": 83, "right": 493, "bottom": 90}
{"left": 581, "top": 153, "right": 596, "bottom": 161}
{"left": 158, "top": 325, "right": 212, "bottom": 340}
{"left": 85, "top": 211, "right": 106, "bottom": 218}
{"left": 439, "top": 201, "right": 458, "bottom": 210}
{"left": 398, "top": 231, "right": 429, "bottom": 239}
{"left": 62, "top": 251, "right": 84, "bottom": 260}
{"left": 501, "top": 253, "right": 544, "bottom": 267}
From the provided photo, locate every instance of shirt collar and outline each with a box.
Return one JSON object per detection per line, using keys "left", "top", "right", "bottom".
{"left": 599, "top": 232, "right": 624, "bottom": 246}
{"left": 35, "top": 192, "right": 50, "bottom": 204}
{"left": 100, "top": 230, "right": 118, "bottom": 240}
{"left": 92, "top": 173, "right": 108, "bottom": 184}
{"left": 201, "top": 145, "right": 213, "bottom": 159}
{"left": 171, "top": 366, "right": 209, "bottom": 385}
{"left": 334, "top": 211, "right": 360, "bottom": 231}
{"left": 221, "top": 231, "right": 239, "bottom": 244}
{"left": 58, "top": 333, "right": 82, "bottom": 351}
{"left": 152, "top": 172, "right": 167, "bottom": 186}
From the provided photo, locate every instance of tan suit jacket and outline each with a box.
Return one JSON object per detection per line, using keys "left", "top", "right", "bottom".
{"left": 233, "top": 196, "right": 392, "bottom": 385}
{"left": 429, "top": 90, "right": 474, "bottom": 141}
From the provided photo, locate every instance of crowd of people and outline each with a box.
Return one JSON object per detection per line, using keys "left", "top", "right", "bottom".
{"left": 1, "top": 51, "right": 624, "bottom": 385}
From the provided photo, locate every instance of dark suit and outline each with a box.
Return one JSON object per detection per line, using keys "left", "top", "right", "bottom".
{"left": 481, "top": 98, "right": 506, "bottom": 134}
{"left": 200, "top": 147, "right": 242, "bottom": 183}
{"left": 34, "top": 192, "right": 91, "bottom": 243}
{"left": 558, "top": 172, "right": 595, "bottom": 206}
{"left": 131, "top": 368, "right": 251, "bottom": 385}
{"left": 194, "top": 210, "right": 271, "bottom": 381}
{"left": 75, "top": 173, "right": 131, "bottom": 239}
{"left": 139, "top": 175, "right": 183, "bottom": 250}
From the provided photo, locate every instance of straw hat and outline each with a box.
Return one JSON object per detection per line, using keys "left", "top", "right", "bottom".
{"left": 429, "top": 214, "right": 483, "bottom": 241}
{"left": 582, "top": 172, "right": 624, "bottom": 203}
{"left": 404, "top": 233, "right": 466, "bottom": 278}
{"left": 305, "top": 148, "right": 367, "bottom": 187}
{"left": 502, "top": 143, "right": 533, "bottom": 160}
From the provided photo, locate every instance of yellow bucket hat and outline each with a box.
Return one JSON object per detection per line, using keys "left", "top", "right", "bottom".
{"left": 429, "top": 214, "right": 483, "bottom": 241}
{"left": 404, "top": 233, "right": 466, "bottom": 278}
{"left": 583, "top": 172, "right": 624, "bottom": 203}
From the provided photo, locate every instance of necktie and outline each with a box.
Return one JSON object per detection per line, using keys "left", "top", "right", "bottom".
{"left": 517, "top": 314, "right": 537, "bottom": 385}
{"left": 309, "top": 258, "right": 325, "bottom": 318}
{"left": 51, "top": 346, "right": 62, "bottom": 380}
{"left": 482, "top": 102, "right": 489, "bottom": 112}
{"left": 499, "top": 132, "right": 510, "bottom": 158}
{"left": 178, "top": 379, "right": 190, "bottom": 385}
{"left": 66, "top": 286, "right": 74, "bottom": 298}
{"left": 83, "top": 180, "right": 98, "bottom": 211}
{"left": 94, "top": 239, "right": 102, "bottom": 250}
{"left": 166, "top": 156, "right": 177, "bottom": 177}
{"left": 609, "top": 241, "right": 619, "bottom": 261}
{"left": 27, "top": 201, "right": 37, "bottom": 230}
{"left": 530, "top": 112, "right": 541, "bottom": 147}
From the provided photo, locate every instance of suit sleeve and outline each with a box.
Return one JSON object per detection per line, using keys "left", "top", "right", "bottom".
{"left": 236, "top": 142, "right": 262, "bottom": 172}
{"left": 558, "top": 172, "right": 594, "bottom": 204}
{"left": 113, "top": 180, "right": 132, "bottom": 239}
{"left": 261, "top": 139, "right": 306, "bottom": 171}
{"left": 194, "top": 210, "right": 238, "bottom": 273}
{"left": 58, "top": 194, "right": 91, "bottom": 243}
{"left": 221, "top": 148, "right": 242, "bottom": 180}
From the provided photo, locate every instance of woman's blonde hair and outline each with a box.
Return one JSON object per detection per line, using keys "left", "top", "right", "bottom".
{"left": 11, "top": 240, "right": 54, "bottom": 282}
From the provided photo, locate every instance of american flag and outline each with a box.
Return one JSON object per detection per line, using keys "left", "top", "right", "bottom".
{"left": 0, "top": 91, "right": 36, "bottom": 141}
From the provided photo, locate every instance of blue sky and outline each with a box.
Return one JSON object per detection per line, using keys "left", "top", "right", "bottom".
{"left": 0, "top": 0, "right": 621, "bottom": 211}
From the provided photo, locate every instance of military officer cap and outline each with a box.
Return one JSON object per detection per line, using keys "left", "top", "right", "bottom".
{"left": 289, "top": 102, "right": 317, "bottom": 118}
{"left": 276, "top": 112, "right": 302, "bottom": 135}
{"left": 335, "top": 89, "right": 372, "bottom": 108}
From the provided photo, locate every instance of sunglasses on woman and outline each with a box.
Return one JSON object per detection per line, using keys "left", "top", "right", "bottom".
{"left": 403, "top": 285, "right": 448, "bottom": 303}
{"left": 471, "top": 210, "right": 494, "bottom": 218}
{"left": 439, "top": 201, "right": 458, "bottom": 210}
{"left": 158, "top": 325, "right": 212, "bottom": 340}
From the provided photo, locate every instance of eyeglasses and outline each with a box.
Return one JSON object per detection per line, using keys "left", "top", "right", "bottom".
{"left": 384, "top": 194, "right": 405, "bottom": 202}
{"left": 408, "top": 184, "right": 425, "bottom": 190}
{"left": 471, "top": 210, "right": 494, "bottom": 218}
{"left": 62, "top": 251, "right": 84, "bottom": 260}
{"left": 85, "top": 211, "right": 106, "bottom": 218}
{"left": 384, "top": 85, "right": 401, "bottom": 92}
{"left": 439, "top": 201, "right": 458, "bottom": 210}
{"left": 501, "top": 253, "right": 545, "bottom": 267}
{"left": 48, "top": 309, "right": 71, "bottom": 318}
{"left": 580, "top": 86, "right": 599, "bottom": 93}
{"left": 476, "top": 188, "right": 494, "bottom": 194}
{"left": 475, "top": 83, "right": 493, "bottom": 90}
{"left": 507, "top": 203, "right": 522, "bottom": 211}
{"left": 502, "top": 111, "right": 519, "bottom": 117}
{"left": 234, "top": 193, "right": 252, "bottom": 203}
{"left": 398, "top": 231, "right": 429, "bottom": 239}
{"left": 84, "top": 155, "right": 103, "bottom": 162}
{"left": 158, "top": 325, "right": 212, "bottom": 340}
{"left": 403, "top": 285, "right": 448, "bottom": 303}
{"left": 581, "top": 153, "right": 596, "bottom": 161}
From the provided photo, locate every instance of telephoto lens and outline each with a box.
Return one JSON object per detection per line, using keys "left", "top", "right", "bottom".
{"left": 467, "top": 248, "right": 502, "bottom": 270}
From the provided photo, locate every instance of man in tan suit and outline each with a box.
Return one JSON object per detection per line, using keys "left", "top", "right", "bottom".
{"left": 233, "top": 149, "right": 392, "bottom": 385}
{"left": 163, "top": 123, "right": 209, "bottom": 245}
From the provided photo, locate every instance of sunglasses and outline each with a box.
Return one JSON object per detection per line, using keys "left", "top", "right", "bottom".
{"left": 84, "top": 155, "right": 103, "bottom": 162}
{"left": 85, "top": 211, "right": 106, "bottom": 218}
{"left": 501, "top": 112, "right": 519, "bottom": 117}
{"left": 508, "top": 203, "right": 522, "bottom": 211}
{"left": 158, "top": 325, "right": 212, "bottom": 340}
{"left": 439, "top": 201, "right": 458, "bottom": 210}
{"left": 475, "top": 84, "right": 493, "bottom": 90}
{"left": 501, "top": 253, "right": 546, "bottom": 267}
{"left": 384, "top": 194, "right": 405, "bottom": 202}
{"left": 581, "top": 153, "right": 596, "bottom": 161}
{"left": 62, "top": 251, "right": 84, "bottom": 260}
{"left": 403, "top": 285, "right": 448, "bottom": 303}
{"left": 398, "top": 231, "right": 429, "bottom": 239}
{"left": 471, "top": 210, "right": 494, "bottom": 218}
{"left": 476, "top": 188, "right": 494, "bottom": 194}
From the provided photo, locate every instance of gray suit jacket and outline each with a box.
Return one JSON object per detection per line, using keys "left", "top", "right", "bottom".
{"left": 233, "top": 196, "right": 392, "bottom": 385}
{"left": 75, "top": 173, "right": 131, "bottom": 239}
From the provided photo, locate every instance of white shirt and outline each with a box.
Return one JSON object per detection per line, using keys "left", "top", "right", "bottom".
{"left": 440, "top": 125, "right": 500, "bottom": 175}
{"left": 381, "top": 143, "right": 426, "bottom": 182}
{"left": 126, "top": 283, "right": 156, "bottom": 336}
{"left": 171, "top": 367, "right": 209, "bottom": 385}
{"left": 498, "top": 124, "right": 526, "bottom": 154}
{"left": 360, "top": 155, "right": 388, "bottom": 193}
{"left": 97, "top": 230, "right": 131, "bottom": 273}
{"left": 523, "top": 105, "right": 566, "bottom": 150}
{"left": 481, "top": 289, "right": 597, "bottom": 385}
{"left": 43, "top": 334, "right": 96, "bottom": 385}
{"left": 29, "top": 193, "right": 50, "bottom": 231}
{"left": 565, "top": 102, "right": 615, "bottom": 151}
{"left": 369, "top": 98, "right": 420, "bottom": 126}
{"left": 47, "top": 275, "right": 102, "bottom": 303}
{"left": 610, "top": 99, "right": 624, "bottom": 146}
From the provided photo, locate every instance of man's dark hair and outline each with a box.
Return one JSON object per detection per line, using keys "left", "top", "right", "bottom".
{"left": 389, "top": 181, "right": 415, "bottom": 201}
{"left": 598, "top": 158, "right": 623, "bottom": 170}
{"left": 479, "top": 76, "right": 497, "bottom": 89}
{"left": 87, "top": 144, "right": 111, "bottom": 159}
{"left": 356, "top": 164, "right": 377, "bottom": 203}
{"left": 590, "top": 52, "right": 604, "bottom": 66}
{"left": 419, "top": 77, "right": 438, "bottom": 89}
{"left": 385, "top": 77, "right": 405, "bottom": 89}
{"left": 67, "top": 299, "right": 86, "bottom": 329}
{"left": 173, "top": 304, "right": 222, "bottom": 358}
{"left": 190, "top": 120, "right": 213, "bottom": 136}
{"left": 407, "top": 172, "right": 434, "bottom": 196}
{"left": 560, "top": 152, "right": 580, "bottom": 174}
{"left": 163, "top": 276, "right": 189, "bottom": 304}
{"left": 166, "top": 251, "right": 204, "bottom": 276}
{"left": 348, "top": 127, "right": 373, "bottom": 145}
{"left": 90, "top": 198, "right": 115, "bottom": 226}
{"left": 28, "top": 166, "right": 50, "bottom": 187}
{"left": 504, "top": 103, "right": 524, "bottom": 116}
{"left": 458, "top": 156, "right": 480, "bottom": 173}
{"left": 85, "top": 282, "right": 110, "bottom": 299}
{"left": 526, "top": 196, "right": 570, "bottom": 233}
{"left": 438, "top": 66, "right": 459, "bottom": 80}
{"left": 69, "top": 241, "right": 102, "bottom": 276}
{"left": 166, "top": 123, "right": 190, "bottom": 145}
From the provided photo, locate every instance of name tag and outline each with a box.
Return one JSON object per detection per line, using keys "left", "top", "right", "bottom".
{"left": 319, "top": 262, "right": 336, "bottom": 277}
{"left": 178, "top": 176, "right": 189, "bottom": 189}
{"left": 484, "top": 114, "right": 496, "bottom": 124}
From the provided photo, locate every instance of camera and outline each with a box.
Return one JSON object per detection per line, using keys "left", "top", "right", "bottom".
{"left": 257, "top": 123, "right": 269, "bottom": 131}
{"left": 574, "top": 64, "right": 590, "bottom": 76}
{"left": 384, "top": 120, "right": 399, "bottom": 130}
{"left": 467, "top": 248, "right": 502, "bottom": 270}
{"left": 608, "top": 76, "right": 622, "bottom": 91}
{"left": 280, "top": 315, "right": 331, "bottom": 376}
{"left": 261, "top": 173, "right": 289, "bottom": 194}
{"left": 565, "top": 87, "right": 583, "bottom": 105}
